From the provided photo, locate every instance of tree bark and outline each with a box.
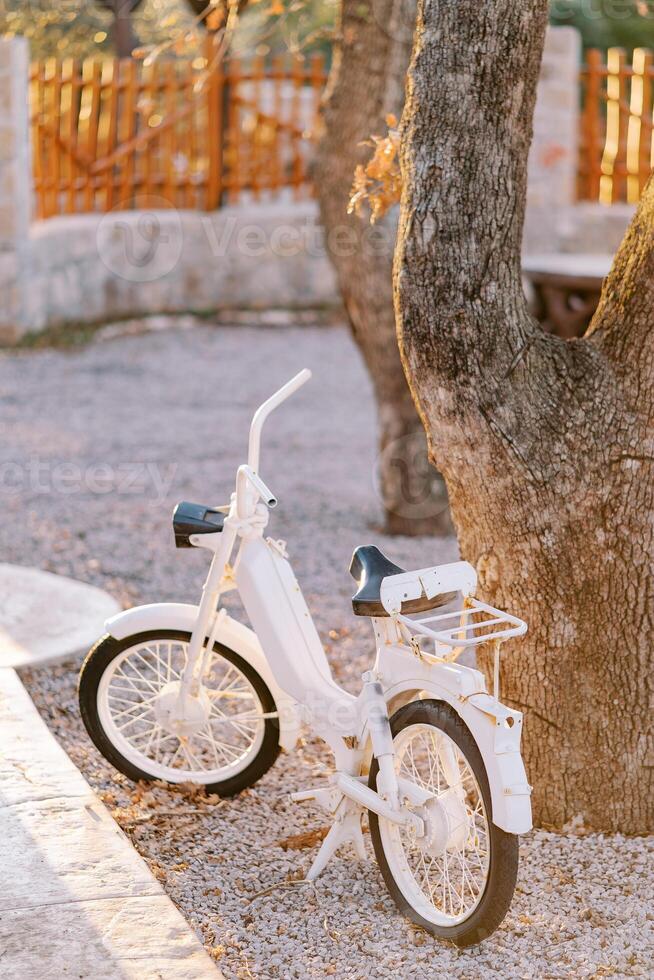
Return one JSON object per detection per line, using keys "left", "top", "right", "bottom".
{"left": 315, "top": 0, "right": 451, "bottom": 535}
{"left": 394, "top": 0, "right": 653, "bottom": 832}
{"left": 110, "top": 1, "right": 137, "bottom": 58}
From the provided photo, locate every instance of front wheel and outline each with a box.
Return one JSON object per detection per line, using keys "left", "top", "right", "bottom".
{"left": 79, "top": 630, "right": 280, "bottom": 796}
{"left": 368, "top": 700, "right": 519, "bottom": 947}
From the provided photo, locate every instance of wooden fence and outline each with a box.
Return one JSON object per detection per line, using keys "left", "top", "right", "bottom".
{"left": 579, "top": 47, "right": 654, "bottom": 204}
{"left": 29, "top": 38, "right": 327, "bottom": 219}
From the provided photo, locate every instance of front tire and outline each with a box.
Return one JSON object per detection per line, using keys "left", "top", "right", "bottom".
{"left": 368, "top": 699, "right": 519, "bottom": 947}
{"left": 79, "top": 630, "right": 280, "bottom": 796}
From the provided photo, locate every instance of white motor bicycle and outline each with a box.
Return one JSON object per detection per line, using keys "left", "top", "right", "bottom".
{"left": 79, "top": 369, "right": 532, "bottom": 947}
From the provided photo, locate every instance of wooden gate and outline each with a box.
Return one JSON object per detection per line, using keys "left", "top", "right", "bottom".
{"left": 29, "top": 37, "right": 326, "bottom": 219}
{"left": 579, "top": 47, "right": 654, "bottom": 205}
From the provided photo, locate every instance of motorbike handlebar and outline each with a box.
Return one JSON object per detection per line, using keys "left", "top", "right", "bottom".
{"left": 247, "top": 369, "right": 312, "bottom": 473}
{"left": 236, "top": 465, "right": 277, "bottom": 514}
{"left": 234, "top": 369, "right": 311, "bottom": 519}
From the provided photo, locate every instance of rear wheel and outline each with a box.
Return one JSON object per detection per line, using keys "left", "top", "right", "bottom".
{"left": 368, "top": 699, "right": 519, "bottom": 947}
{"left": 79, "top": 629, "right": 280, "bottom": 796}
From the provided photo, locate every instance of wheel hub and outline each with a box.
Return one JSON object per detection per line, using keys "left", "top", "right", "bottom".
{"left": 154, "top": 681, "right": 211, "bottom": 737}
{"left": 415, "top": 790, "right": 470, "bottom": 857}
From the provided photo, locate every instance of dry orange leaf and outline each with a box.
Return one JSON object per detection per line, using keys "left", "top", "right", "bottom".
{"left": 206, "top": 9, "right": 226, "bottom": 30}
{"left": 348, "top": 117, "right": 402, "bottom": 223}
{"left": 276, "top": 826, "right": 330, "bottom": 850}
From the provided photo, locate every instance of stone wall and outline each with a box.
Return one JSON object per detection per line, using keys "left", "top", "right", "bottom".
{"left": 0, "top": 37, "right": 338, "bottom": 340}
{"left": 0, "top": 31, "right": 637, "bottom": 340}
{"left": 26, "top": 201, "right": 338, "bottom": 331}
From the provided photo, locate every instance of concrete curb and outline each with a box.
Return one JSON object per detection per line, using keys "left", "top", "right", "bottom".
{"left": 0, "top": 666, "right": 222, "bottom": 979}
{"left": 0, "top": 563, "right": 121, "bottom": 669}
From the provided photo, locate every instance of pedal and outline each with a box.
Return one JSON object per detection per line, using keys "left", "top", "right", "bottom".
{"left": 290, "top": 784, "right": 342, "bottom": 813}
{"left": 290, "top": 788, "right": 318, "bottom": 803}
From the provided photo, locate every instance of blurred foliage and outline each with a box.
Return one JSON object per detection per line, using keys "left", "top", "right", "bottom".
{"left": 235, "top": 0, "right": 335, "bottom": 61}
{"left": 550, "top": 0, "right": 654, "bottom": 52}
{"left": 6, "top": 0, "right": 654, "bottom": 65}
{"left": 0, "top": 0, "right": 190, "bottom": 59}
{"left": 0, "top": 0, "right": 336, "bottom": 61}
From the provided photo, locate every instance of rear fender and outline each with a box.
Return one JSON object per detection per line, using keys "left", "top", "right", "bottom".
{"left": 104, "top": 602, "right": 301, "bottom": 751}
{"left": 380, "top": 675, "right": 532, "bottom": 835}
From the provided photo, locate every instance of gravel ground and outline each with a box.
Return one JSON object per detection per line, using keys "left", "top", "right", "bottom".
{"left": 3, "top": 321, "right": 652, "bottom": 979}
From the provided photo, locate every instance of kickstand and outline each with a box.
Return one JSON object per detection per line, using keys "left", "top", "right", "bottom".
{"left": 305, "top": 800, "right": 366, "bottom": 881}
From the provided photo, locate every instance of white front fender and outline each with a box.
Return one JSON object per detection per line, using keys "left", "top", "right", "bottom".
{"left": 105, "top": 603, "right": 301, "bottom": 752}
{"left": 382, "top": 673, "right": 533, "bottom": 835}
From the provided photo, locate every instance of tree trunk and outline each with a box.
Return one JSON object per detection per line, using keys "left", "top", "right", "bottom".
{"left": 394, "top": 0, "right": 653, "bottom": 832}
{"left": 111, "top": 2, "right": 137, "bottom": 59}
{"left": 315, "top": 0, "right": 452, "bottom": 536}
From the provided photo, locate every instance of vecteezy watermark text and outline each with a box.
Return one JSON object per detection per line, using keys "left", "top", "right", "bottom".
{"left": 95, "top": 195, "right": 398, "bottom": 283}
{"left": 0, "top": 459, "right": 177, "bottom": 504}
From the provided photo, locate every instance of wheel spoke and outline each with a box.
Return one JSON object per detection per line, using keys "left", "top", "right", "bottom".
{"left": 209, "top": 709, "right": 259, "bottom": 742}
{"left": 165, "top": 741, "right": 184, "bottom": 767}
{"left": 209, "top": 710, "right": 275, "bottom": 725}
{"left": 179, "top": 738, "right": 206, "bottom": 771}
{"left": 144, "top": 720, "right": 164, "bottom": 758}
{"left": 112, "top": 673, "right": 158, "bottom": 696}
{"left": 131, "top": 649, "right": 167, "bottom": 688}
{"left": 127, "top": 720, "right": 165, "bottom": 747}
{"left": 109, "top": 693, "right": 158, "bottom": 723}
{"left": 200, "top": 723, "right": 222, "bottom": 769}
{"left": 193, "top": 728, "right": 243, "bottom": 761}
{"left": 107, "top": 692, "right": 148, "bottom": 707}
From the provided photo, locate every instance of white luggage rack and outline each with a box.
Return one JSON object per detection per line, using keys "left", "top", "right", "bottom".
{"left": 392, "top": 599, "right": 527, "bottom": 701}
{"left": 378, "top": 561, "right": 527, "bottom": 673}
{"left": 394, "top": 599, "right": 527, "bottom": 659}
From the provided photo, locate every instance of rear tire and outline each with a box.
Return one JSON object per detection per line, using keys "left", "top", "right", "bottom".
{"left": 368, "top": 699, "right": 519, "bottom": 947}
{"left": 79, "top": 629, "right": 280, "bottom": 796}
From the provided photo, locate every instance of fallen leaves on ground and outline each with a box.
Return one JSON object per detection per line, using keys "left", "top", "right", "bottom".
{"left": 275, "top": 826, "right": 330, "bottom": 851}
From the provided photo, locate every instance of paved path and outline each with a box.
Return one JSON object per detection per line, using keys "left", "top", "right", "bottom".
{"left": 0, "top": 666, "right": 221, "bottom": 979}
{"left": 0, "top": 563, "right": 120, "bottom": 668}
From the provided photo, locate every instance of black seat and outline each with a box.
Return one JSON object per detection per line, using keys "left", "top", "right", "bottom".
{"left": 349, "top": 545, "right": 456, "bottom": 617}
{"left": 173, "top": 501, "right": 225, "bottom": 548}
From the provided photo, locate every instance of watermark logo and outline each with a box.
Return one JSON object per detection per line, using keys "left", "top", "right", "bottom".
{"left": 96, "top": 195, "right": 184, "bottom": 283}
{"left": 93, "top": 194, "right": 398, "bottom": 286}
{"left": 373, "top": 431, "right": 450, "bottom": 525}
{"left": 0, "top": 459, "right": 177, "bottom": 505}
{"left": 370, "top": 0, "right": 416, "bottom": 43}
